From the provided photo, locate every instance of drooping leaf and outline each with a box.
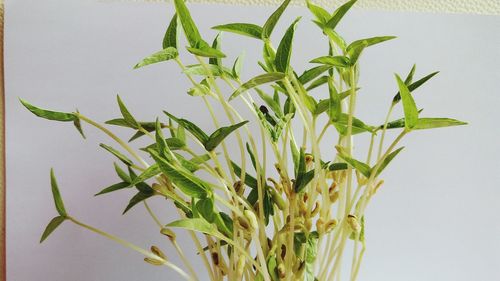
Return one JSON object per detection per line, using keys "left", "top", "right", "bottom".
{"left": 95, "top": 182, "right": 131, "bottom": 196}
{"left": 262, "top": 0, "right": 291, "bottom": 40}
{"left": 20, "top": 99, "right": 76, "bottom": 122}
{"left": 99, "top": 143, "right": 133, "bottom": 166}
{"left": 346, "top": 36, "right": 396, "bottom": 64}
{"left": 163, "top": 13, "right": 178, "bottom": 49}
{"left": 205, "top": 121, "right": 248, "bottom": 151}
{"left": 212, "top": 23, "right": 263, "bottom": 40}
{"left": 229, "top": 72, "right": 286, "bottom": 101}
{"left": 309, "top": 55, "right": 350, "bottom": 67}
{"left": 72, "top": 110, "right": 86, "bottom": 139}
{"left": 374, "top": 147, "right": 404, "bottom": 177}
{"left": 325, "top": 0, "right": 358, "bottom": 30}
{"left": 392, "top": 71, "right": 440, "bottom": 104}
{"left": 275, "top": 17, "right": 301, "bottom": 73}
{"left": 149, "top": 150, "right": 208, "bottom": 198}
{"left": 133, "top": 47, "right": 178, "bottom": 69}
{"left": 164, "top": 111, "right": 209, "bottom": 144}
{"left": 50, "top": 169, "right": 67, "bottom": 217}
{"left": 395, "top": 74, "right": 418, "bottom": 130}
{"left": 40, "top": 216, "right": 66, "bottom": 243}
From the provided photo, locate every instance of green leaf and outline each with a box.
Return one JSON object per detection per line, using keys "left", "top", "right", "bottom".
{"left": 306, "top": 0, "right": 331, "bottom": 25}
{"left": 99, "top": 143, "right": 133, "bottom": 166}
{"left": 375, "top": 147, "right": 404, "bottom": 177}
{"left": 166, "top": 218, "right": 222, "bottom": 238}
{"left": 309, "top": 55, "right": 350, "bottom": 67}
{"left": 72, "top": 111, "right": 85, "bottom": 139}
{"left": 327, "top": 77, "right": 341, "bottom": 121}
{"left": 20, "top": 98, "right": 76, "bottom": 122}
{"left": 232, "top": 52, "right": 245, "bottom": 78}
{"left": 173, "top": 0, "right": 202, "bottom": 47}
{"left": 212, "top": 23, "right": 263, "bottom": 40}
{"left": 306, "top": 75, "right": 329, "bottom": 91}
{"left": 346, "top": 36, "right": 396, "bottom": 64}
{"left": 262, "top": 0, "right": 291, "bottom": 39}
{"left": 116, "top": 95, "right": 139, "bottom": 128}
{"left": 295, "top": 170, "right": 315, "bottom": 193}
{"left": 256, "top": 88, "right": 282, "bottom": 116}
{"left": 329, "top": 163, "right": 348, "bottom": 171}
{"left": 95, "top": 182, "right": 131, "bottom": 196}
{"left": 275, "top": 17, "right": 301, "bottom": 73}
{"left": 404, "top": 64, "right": 417, "bottom": 85}
{"left": 149, "top": 150, "right": 208, "bottom": 198}
{"left": 195, "top": 198, "right": 216, "bottom": 223}
{"left": 209, "top": 33, "right": 223, "bottom": 67}
{"left": 229, "top": 72, "right": 286, "bottom": 101}
{"left": 164, "top": 111, "right": 209, "bottom": 144}
{"left": 40, "top": 216, "right": 66, "bottom": 243}
{"left": 395, "top": 74, "right": 418, "bottom": 130}
{"left": 183, "top": 64, "right": 226, "bottom": 76}
{"left": 50, "top": 169, "right": 67, "bottom": 217}
{"left": 114, "top": 162, "right": 131, "bottom": 183}
{"left": 205, "top": 121, "right": 248, "bottom": 151}
{"left": 130, "top": 164, "right": 161, "bottom": 186}
{"left": 325, "top": 0, "right": 358, "bottom": 30}
{"left": 337, "top": 154, "right": 371, "bottom": 178}
{"left": 349, "top": 216, "right": 365, "bottom": 242}
{"left": 298, "top": 65, "right": 333, "bottom": 84}
{"left": 392, "top": 71, "right": 439, "bottom": 104}
{"left": 186, "top": 43, "right": 226, "bottom": 59}
{"left": 333, "top": 114, "right": 373, "bottom": 135}
{"left": 123, "top": 191, "right": 154, "bottom": 214}
{"left": 141, "top": 137, "right": 186, "bottom": 152}
{"left": 133, "top": 47, "right": 178, "bottom": 69}
{"left": 414, "top": 118, "right": 467, "bottom": 130}
{"left": 163, "top": 13, "right": 178, "bottom": 49}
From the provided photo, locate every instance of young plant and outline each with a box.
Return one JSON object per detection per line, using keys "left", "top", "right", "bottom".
{"left": 22, "top": 0, "right": 466, "bottom": 280}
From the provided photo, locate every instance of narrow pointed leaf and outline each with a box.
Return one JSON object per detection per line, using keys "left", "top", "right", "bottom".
{"left": 50, "top": 169, "right": 67, "bottom": 217}
{"left": 337, "top": 154, "right": 371, "bottom": 178}
{"left": 415, "top": 118, "right": 467, "bottom": 130}
{"left": 329, "top": 163, "right": 348, "bottom": 171}
{"left": 275, "top": 17, "right": 301, "bottom": 73}
{"left": 229, "top": 72, "right": 285, "bottom": 101}
{"left": 306, "top": 0, "right": 331, "bottom": 25}
{"left": 163, "top": 111, "right": 209, "bottom": 144}
{"left": 375, "top": 147, "right": 404, "bottom": 177}
{"left": 306, "top": 75, "right": 329, "bottom": 91}
{"left": 173, "top": 0, "right": 202, "bottom": 47}
{"left": 20, "top": 99, "right": 76, "bottom": 122}
{"left": 183, "top": 64, "right": 226, "bottom": 76}
{"left": 212, "top": 23, "right": 263, "bottom": 40}
{"left": 209, "top": 33, "right": 223, "bottom": 66}
{"left": 262, "top": 0, "right": 291, "bottom": 39}
{"left": 167, "top": 218, "right": 223, "bottom": 238}
{"left": 149, "top": 150, "right": 208, "bottom": 198}
{"left": 395, "top": 74, "right": 418, "bottom": 130}
{"left": 346, "top": 36, "right": 396, "bottom": 64}
{"left": 123, "top": 191, "right": 154, "bottom": 214}
{"left": 392, "top": 71, "right": 440, "bottom": 104}
{"left": 95, "top": 182, "right": 131, "bottom": 196}
{"left": 116, "top": 95, "right": 139, "bottom": 128}
{"left": 298, "top": 65, "right": 333, "bottom": 84}
{"left": 73, "top": 113, "right": 85, "bottom": 139}
{"left": 309, "top": 55, "right": 350, "bottom": 67}
{"left": 186, "top": 44, "right": 226, "bottom": 58}
{"left": 232, "top": 52, "right": 245, "bottom": 78}
{"left": 99, "top": 143, "right": 133, "bottom": 166}
{"left": 40, "top": 216, "right": 66, "bottom": 243}
{"left": 163, "top": 13, "right": 178, "bottom": 49}
{"left": 134, "top": 47, "right": 178, "bottom": 69}
{"left": 114, "top": 162, "right": 131, "bottom": 183}
{"left": 325, "top": 0, "right": 358, "bottom": 30}
{"left": 205, "top": 121, "right": 248, "bottom": 151}
{"left": 130, "top": 164, "right": 161, "bottom": 187}
{"left": 404, "top": 64, "right": 417, "bottom": 85}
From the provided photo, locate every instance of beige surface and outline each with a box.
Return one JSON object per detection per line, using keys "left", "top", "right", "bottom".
{"left": 124, "top": 0, "right": 500, "bottom": 15}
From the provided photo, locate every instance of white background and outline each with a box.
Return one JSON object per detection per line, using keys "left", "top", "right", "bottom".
{"left": 5, "top": 0, "right": 500, "bottom": 280}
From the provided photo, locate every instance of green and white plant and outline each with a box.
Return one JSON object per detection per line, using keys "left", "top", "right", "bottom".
{"left": 21, "top": 0, "right": 466, "bottom": 280}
